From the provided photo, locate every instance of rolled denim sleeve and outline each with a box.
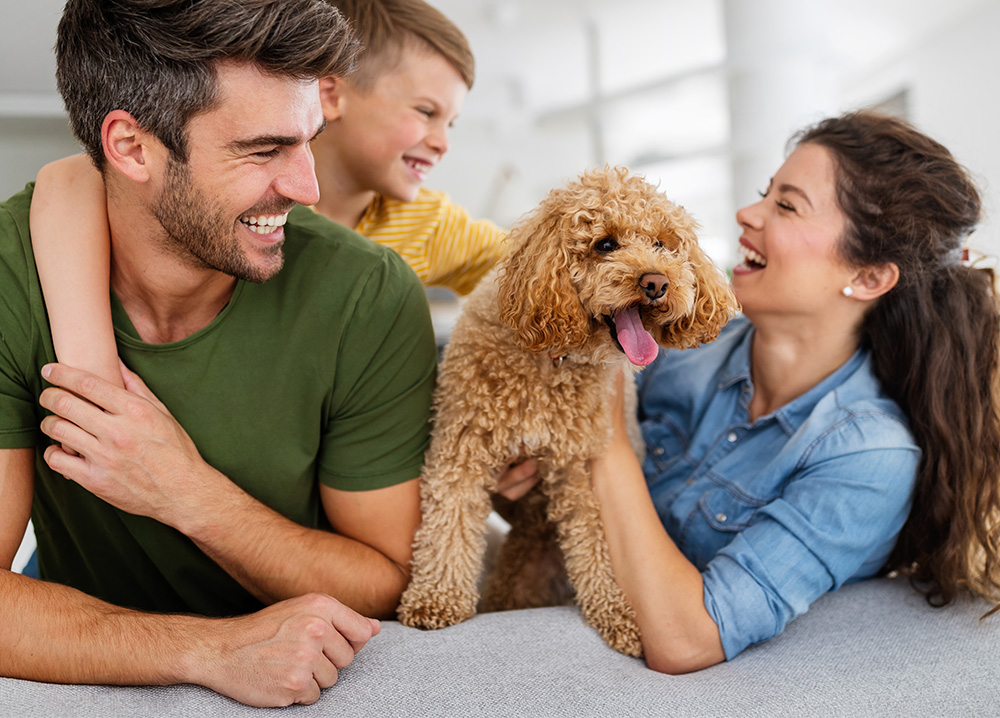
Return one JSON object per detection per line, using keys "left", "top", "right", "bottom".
{"left": 702, "top": 417, "right": 919, "bottom": 659}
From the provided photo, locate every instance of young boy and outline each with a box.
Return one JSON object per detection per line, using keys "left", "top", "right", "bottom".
{"left": 29, "top": 0, "right": 505, "bottom": 389}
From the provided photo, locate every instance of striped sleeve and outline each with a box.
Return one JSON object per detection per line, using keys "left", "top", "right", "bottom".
{"left": 356, "top": 188, "right": 506, "bottom": 296}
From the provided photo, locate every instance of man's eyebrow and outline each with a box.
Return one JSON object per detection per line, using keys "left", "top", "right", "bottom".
{"left": 227, "top": 119, "right": 327, "bottom": 153}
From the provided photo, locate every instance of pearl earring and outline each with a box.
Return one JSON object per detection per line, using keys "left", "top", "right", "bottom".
{"left": 842, "top": 286, "right": 854, "bottom": 297}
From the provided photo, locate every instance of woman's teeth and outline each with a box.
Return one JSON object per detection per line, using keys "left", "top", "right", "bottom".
{"left": 240, "top": 213, "right": 288, "bottom": 234}
{"left": 738, "top": 244, "right": 767, "bottom": 268}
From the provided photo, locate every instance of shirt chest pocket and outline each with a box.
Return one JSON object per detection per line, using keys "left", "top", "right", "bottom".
{"left": 641, "top": 416, "right": 690, "bottom": 478}
{"left": 697, "top": 485, "right": 766, "bottom": 533}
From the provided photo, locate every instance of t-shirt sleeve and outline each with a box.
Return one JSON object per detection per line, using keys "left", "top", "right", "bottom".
{"left": 0, "top": 192, "right": 47, "bottom": 449}
{"left": 701, "top": 414, "right": 919, "bottom": 659}
{"left": 317, "top": 249, "right": 436, "bottom": 491}
{"left": 422, "top": 195, "right": 506, "bottom": 296}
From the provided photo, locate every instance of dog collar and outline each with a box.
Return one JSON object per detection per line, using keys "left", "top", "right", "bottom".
{"left": 549, "top": 354, "right": 567, "bottom": 368}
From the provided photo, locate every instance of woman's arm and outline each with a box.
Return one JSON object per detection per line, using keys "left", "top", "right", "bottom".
{"left": 31, "top": 155, "right": 122, "bottom": 387}
{"left": 590, "top": 373, "right": 725, "bottom": 673}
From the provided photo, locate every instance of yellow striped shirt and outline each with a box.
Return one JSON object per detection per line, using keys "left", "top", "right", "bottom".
{"left": 356, "top": 187, "right": 506, "bottom": 296}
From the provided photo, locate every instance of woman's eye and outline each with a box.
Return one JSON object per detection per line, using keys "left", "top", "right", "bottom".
{"left": 777, "top": 200, "right": 796, "bottom": 212}
{"left": 594, "top": 237, "right": 619, "bottom": 254}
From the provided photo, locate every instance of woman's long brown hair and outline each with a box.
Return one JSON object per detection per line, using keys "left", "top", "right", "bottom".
{"left": 797, "top": 111, "right": 1000, "bottom": 613}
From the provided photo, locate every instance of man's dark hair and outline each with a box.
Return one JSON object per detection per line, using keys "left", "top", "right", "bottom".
{"left": 56, "top": 0, "right": 360, "bottom": 169}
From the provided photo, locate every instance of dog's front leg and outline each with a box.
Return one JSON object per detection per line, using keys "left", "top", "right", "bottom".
{"left": 397, "top": 459, "right": 494, "bottom": 629}
{"left": 547, "top": 459, "right": 644, "bottom": 657}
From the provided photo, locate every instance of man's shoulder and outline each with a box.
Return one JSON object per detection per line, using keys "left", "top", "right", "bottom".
{"left": 0, "top": 184, "right": 39, "bottom": 303}
{"left": 285, "top": 205, "right": 413, "bottom": 268}
{"left": 0, "top": 183, "right": 35, "bottom": 261}
{"left": 278, "top": 205, "right": 425, "bottom": 304}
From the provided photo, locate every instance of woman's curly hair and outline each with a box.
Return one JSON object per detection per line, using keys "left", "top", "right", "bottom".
{"left": 796, "top": 111, "right": 1000, "bottom": 615}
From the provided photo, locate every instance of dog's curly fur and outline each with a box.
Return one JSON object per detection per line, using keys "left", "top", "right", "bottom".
{"left": 397, "top": 166, "right": 738, "bottom": 656}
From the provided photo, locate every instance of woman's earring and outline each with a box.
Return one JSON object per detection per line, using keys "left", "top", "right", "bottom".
{"left": 842, "top": 286, "right": 854, "bottom": 297}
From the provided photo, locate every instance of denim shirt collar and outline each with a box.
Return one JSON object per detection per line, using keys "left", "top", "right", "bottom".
{"left": 717, "top": 323, "right": 869, "bottom": 435}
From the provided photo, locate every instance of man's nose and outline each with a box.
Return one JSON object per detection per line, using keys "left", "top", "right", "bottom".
{"left": 276, "top": 144, "right": 321, "bottom": 207}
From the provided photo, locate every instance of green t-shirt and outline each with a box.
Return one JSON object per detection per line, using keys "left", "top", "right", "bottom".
{"left": 0, "top": 184, "right": 436, "bottom": 616}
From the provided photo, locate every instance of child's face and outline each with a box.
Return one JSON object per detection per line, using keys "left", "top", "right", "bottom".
{"left": 323, "top": 43, "right": 469, "bottom": 203}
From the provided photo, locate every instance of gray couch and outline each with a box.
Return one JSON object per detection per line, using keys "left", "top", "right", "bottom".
{"left": 1, "top": 577, "right": 997, "bottom": 717}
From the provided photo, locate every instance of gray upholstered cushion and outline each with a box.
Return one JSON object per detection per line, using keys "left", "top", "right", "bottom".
{"left": 2, "top": 577, "right": 997, "bottom": 717}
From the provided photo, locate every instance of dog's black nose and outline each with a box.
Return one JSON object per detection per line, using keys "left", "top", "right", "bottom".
{"left": 640, "top": 273, "right": 669, "bottom": 301}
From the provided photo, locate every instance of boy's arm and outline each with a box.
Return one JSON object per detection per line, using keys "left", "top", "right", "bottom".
{"left": 0, "top": 448, "right": 379, "bottom": 707}
{"left": 31, "top": 155, "right": 123, "bottom": 387}
{"left": 425, "top": 196, "right": 505, "bottom": 295}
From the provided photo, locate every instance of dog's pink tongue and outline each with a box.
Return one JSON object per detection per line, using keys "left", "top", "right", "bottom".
{"left": 614, "top": 307, "right": 658, "bottom": 366}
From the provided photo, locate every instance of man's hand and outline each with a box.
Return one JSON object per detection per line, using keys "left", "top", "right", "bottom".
{"left": 38, "top": 362, "right": 217, "bottom": 528}
{"left": 191, "top": 593, "right": 381, "bottom": 707}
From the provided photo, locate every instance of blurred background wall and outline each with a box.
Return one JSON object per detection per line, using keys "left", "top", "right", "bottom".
{"left": 2, "top": 0, "right": 998, "bottom": 273}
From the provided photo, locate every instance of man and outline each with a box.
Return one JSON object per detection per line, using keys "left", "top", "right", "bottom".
{"left": 0, "top": 0, "right": 437, "bottom": 707}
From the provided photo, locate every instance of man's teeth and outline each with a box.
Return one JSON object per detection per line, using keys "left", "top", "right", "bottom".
{"left": 240, "top": 213, "right": 288, "bottom": 234}
{"left": 739, "top": 244, "right": 767, "bottom": 267}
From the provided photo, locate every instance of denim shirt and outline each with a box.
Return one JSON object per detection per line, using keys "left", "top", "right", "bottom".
{"left": 638, "top": 316, "right": 920, "bottom": 659}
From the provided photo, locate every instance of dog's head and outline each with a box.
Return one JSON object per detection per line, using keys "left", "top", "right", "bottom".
{"left": 497, "top": 166, "right": 739, "bottom": 365}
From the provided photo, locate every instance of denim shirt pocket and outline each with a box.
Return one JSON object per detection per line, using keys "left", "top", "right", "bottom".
{"left": 641, "top": 415, "right": 689, "bottom": 478}
{"left": 697, "top": 484, "right": 765, "bottom": 533}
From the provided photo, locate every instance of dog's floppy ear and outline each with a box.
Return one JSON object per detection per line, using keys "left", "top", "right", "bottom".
{"left": 656, "top": 230, "right": 740, "bottom": 350}
{"left": 497, "top": 201, "right": 590, "bottom": 355}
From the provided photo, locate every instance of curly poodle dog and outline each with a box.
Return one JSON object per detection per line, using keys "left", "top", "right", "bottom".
{"left": 397, "top": 166, "right": 738, "bottom": 657}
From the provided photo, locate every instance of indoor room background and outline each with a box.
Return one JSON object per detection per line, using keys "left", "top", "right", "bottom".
{"left": 1, "top": 2, "right": 998, "bottom": 559}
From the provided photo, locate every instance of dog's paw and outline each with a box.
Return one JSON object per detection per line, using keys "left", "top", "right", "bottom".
{"left": 397, "top": 588, "right": 477, "bottom": 629}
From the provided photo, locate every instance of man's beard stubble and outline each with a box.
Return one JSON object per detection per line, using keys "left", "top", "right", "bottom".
{"left": 150, "top": 156, "right": 284, "bottom": 284}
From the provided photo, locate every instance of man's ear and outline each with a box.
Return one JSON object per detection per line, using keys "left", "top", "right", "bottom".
{"left": 101, "top": 110, "right": 158, "bottom": 182}
{"left": 848, "top": 262, "right": 900, "bottom": 301}
{"left": 318, "top": 76, "right": 347, "bottom": 122}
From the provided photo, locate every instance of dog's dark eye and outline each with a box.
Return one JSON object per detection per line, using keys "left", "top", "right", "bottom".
{"left": 594, "top": 237, "right": 619, "bottom": 254}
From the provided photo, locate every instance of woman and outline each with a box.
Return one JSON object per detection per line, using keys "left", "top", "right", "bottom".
{"left": 502, "top": 110, "right": 1000, "bottom": 672}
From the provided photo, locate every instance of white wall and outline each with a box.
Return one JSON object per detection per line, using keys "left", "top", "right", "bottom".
{"left": 0, "top": 0, "right": 71, "bottom": 199}
{"left": 842, "top": 0, "right": 1000, "bottom": 257}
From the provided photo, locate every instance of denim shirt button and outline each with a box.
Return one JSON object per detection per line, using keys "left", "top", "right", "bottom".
{"left": 652, "top": 446, "right": 665, "bottom": 457}
{"left": 686, "top": 477, "right": 696, "bottom": 486}
{"left": 716, "top": 513, "right": 728, "bottom": 523}
{"left": 727, "top": 431, "right": 738, "bottom": 443}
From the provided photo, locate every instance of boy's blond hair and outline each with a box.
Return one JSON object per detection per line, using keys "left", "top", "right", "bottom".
{"left": 329, "top": 0, "right": 474, "bottom": 90}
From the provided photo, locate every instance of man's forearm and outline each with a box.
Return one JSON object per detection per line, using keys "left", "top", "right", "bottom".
{"left": 175, "top": 469, "right": 410, "bottom": 617}
{"left": 0, "top": 568, "right": 380, "bottom": 707}
{"left": 37, "top": 362, "right": 418, "bottom": 618}
{"left": 0, "top": 569, "right": 202, "bottom": 687}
